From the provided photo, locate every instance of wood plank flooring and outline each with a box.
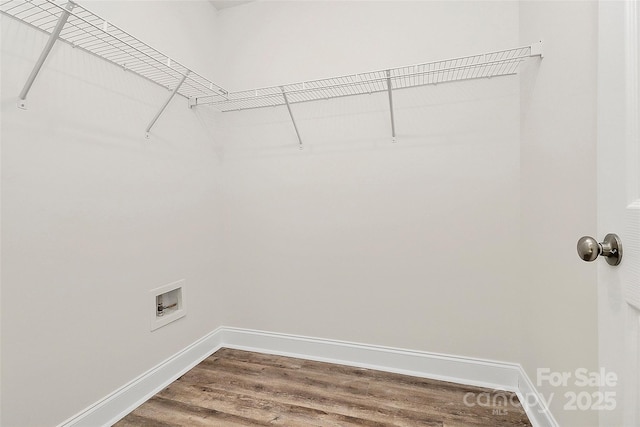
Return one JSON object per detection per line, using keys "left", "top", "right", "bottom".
{"left": 115, "top": 348, "right": 532, "bottom": 427}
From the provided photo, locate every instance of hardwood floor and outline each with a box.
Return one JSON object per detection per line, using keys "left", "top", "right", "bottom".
{"left": 115, "top": 348, "right": 532, "bottom": 427}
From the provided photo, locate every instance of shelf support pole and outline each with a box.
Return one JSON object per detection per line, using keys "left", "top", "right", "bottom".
{"left": 386, "top": 70, "right": 396, "bottom": 143}
{"left": 18, "top": 1, "right": 75, "bottom": 109}
{"left": 145, "top": 71, "right": 189, "bottom": 139}
{"left": 281, "top": 87, "right": 303, "bottom": 149}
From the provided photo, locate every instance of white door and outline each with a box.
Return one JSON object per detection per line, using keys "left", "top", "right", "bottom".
{"left": 597, "top": 0, "right": 640, "bottom": 426}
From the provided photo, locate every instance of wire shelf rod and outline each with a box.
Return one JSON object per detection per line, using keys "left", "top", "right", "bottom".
{"left": 196, "top": 56, "right": 527, "bottom": 108}
{"left": 4, "top": 1, "right": 188, "bottom": 94}
{"left": 204, "top": 45, "right": 534, "bottom": 102}
{"left": 218, "top": 56, "right": 524, "bottom": 99}
{"left": 1, "top": 0, "right": 229, "bottom": 102}
{"left": 60, "top": 9, "right": 187, "bottom": 86}
{"left": 212, "top": 72, "right": 520, "bottom": 113}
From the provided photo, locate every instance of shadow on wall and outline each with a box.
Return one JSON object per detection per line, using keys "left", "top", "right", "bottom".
{"left": 207, "top": 76, "right": 520, "bottom": 159}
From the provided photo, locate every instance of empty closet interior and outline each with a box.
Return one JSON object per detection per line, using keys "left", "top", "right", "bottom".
{"left": 1, "top": 1, "right": 600, "bottom": 426}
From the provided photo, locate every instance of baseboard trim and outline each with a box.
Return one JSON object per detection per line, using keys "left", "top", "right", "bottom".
{"left": 57, "top": 327, "right": 225, "bottom": 427}
{"left": 221, "top": 327, "right": 520, "bottom": 391}
{"left": 516, "top": 368, "right": 560, "bottom": 427}
{"left": 59, "top": 326, "right": 556, "bottom": 427}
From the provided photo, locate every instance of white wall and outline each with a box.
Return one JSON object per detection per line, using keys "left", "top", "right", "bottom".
{"left": 216, "top": 0, "right": 520, "bottom": 90}
{"left": 215, "top": 0, "right": 524, "bottom": 361}
{"left": 519, "top": 2, "right": 599, "bottom": 426}
{"left": 0, "top": 2, "right": 223, "bottom": 425}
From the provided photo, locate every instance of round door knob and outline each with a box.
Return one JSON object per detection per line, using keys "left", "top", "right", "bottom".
{"left": 577, "top": 233, "right": 622, "bottom": 266}
{"left": 577, "top": 236, "right": 601, "bottom": 262}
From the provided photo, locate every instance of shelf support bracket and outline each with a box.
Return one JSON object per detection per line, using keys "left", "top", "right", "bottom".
{"left": 18, "top": 1, "right": 75, "bottom": 109}
{"left": 386, "top": 70, "right": 396, "bottom": 143}
{"left": 281, "top": 87, "right": 303, "bottom": 149}
{"left": 145, "top": 71, "right": 189, "bottom": 139}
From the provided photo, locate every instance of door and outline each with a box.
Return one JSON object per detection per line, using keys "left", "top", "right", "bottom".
{"left": 597, "top": 0, "right": 640, "bottom": 426}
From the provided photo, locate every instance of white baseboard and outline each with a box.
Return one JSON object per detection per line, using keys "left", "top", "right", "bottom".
{"left": 59, "top": 326, "right": 556, "bottom": 427}
{"left": 517, "top": 368, "right": 560, "bottom": 427}
{"left": 220, "top": 327, "right": 521, "bottom": 391}
{"left": 57, "top": 327, "right": 225, "bottom": 427}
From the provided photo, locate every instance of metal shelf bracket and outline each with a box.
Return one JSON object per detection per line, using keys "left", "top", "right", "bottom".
{"left": 281, "top": 87, "right": 303, "bottom": 150}
{"left": 17, "top": 1, "right": 75, "bottom": 109}
{"left": 145, "top": 71, "right": 189, "bottom": 139}
{"left": 386, "top": 70, "right": 397, "bottom": 143}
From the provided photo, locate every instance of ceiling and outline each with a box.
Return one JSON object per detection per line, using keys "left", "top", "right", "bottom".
{"left": 209, "top": 0, "right": 254, "bottom": 10}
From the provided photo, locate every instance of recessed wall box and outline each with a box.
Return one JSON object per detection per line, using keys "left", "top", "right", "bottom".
{"left": 150, "top": 280, "right": 186, "bottom": 331}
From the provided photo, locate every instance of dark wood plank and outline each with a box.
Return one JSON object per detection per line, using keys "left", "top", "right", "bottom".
{"left": 115, "top": 348, "right": 532, "bottom": 427}
{"left": 113, "top": 412, "right": 176, "bottom": 427}
{"left": 158, "top": 380, "right": 443, "bottom": 427}
{"left": 177, "top": 361, "right": 451, "bottom": 424}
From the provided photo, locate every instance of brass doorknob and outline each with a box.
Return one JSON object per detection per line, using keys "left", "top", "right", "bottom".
{"left": 577, "top": 234, "right": 622, "bottom": 266}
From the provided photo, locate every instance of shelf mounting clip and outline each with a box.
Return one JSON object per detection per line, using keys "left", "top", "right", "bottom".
{"left": 281, "top": 87, "right": 303, "bottom": 150}
{"left": 530, "top": 41, "right": 544, "bottom": 58}
{"left": 18, "top": 1, "right": 75, "bottom": 109}
{"left": 145, "top": 71, "right": 189, "bottom": 139}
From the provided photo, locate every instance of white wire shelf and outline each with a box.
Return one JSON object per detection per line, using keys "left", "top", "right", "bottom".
{"left": 194, "top": 43, "right": 543, "bottom": 112}
{"left": 0, "top": 0, "right": 229, "bottom": 102}
{"left": 2, "top": 0, "right": 542, "bottom": 143}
